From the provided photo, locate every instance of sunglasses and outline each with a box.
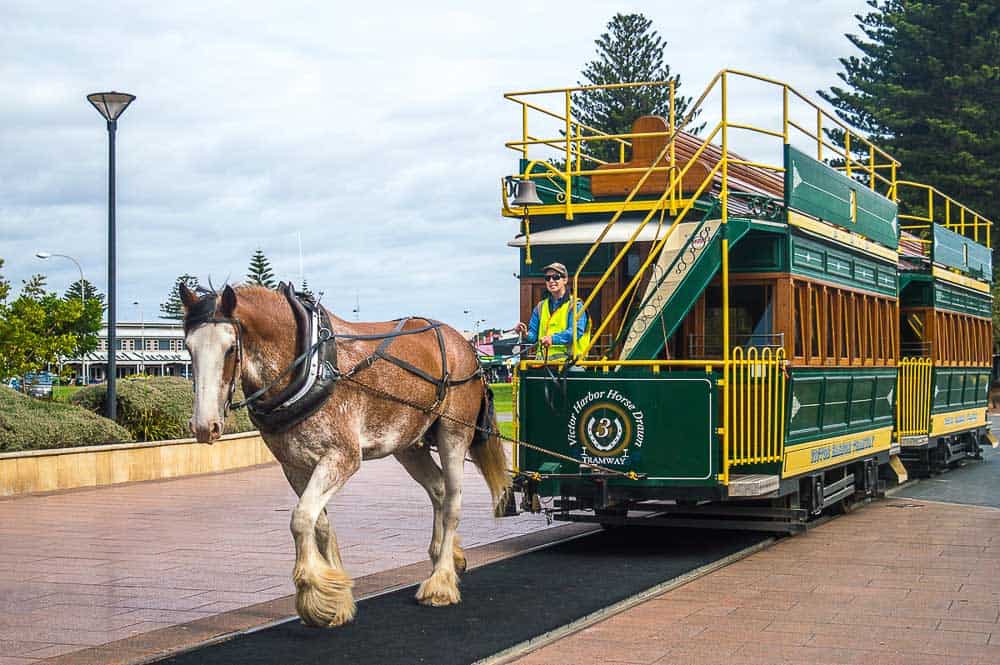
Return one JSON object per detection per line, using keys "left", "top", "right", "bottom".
{"left": 543, "top": 274, "right": 565, "bottom": 282}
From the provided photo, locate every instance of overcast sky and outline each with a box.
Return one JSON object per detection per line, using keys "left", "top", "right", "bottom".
{"left": 1, "top": 0, "right": 872, "bottom": 330}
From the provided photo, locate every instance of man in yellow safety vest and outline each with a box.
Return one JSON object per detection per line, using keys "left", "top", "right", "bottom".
{"left": 515, "top": 262, "right": 591, "bottom": 360}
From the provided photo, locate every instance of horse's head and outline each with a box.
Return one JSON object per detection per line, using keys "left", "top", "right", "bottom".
{"left": 181, "top": 284, "right": 240, "bottom": 443}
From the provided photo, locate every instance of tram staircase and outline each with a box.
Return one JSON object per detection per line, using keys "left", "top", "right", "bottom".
{"left": 617, "top": 213, "right": 751, "bottom": 360}
{"left": 576, "top": 130, "right": 756, "bottom": 363}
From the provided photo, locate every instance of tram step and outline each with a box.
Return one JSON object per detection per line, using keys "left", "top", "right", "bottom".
{"left": 727, "top": 474, "right": 780, "bottom": 497}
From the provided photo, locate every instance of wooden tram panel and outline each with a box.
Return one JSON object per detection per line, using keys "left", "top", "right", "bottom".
{"left": 501, "top": 70, "right": 995, "bottom": 528}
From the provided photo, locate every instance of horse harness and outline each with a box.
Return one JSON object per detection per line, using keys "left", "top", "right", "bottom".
{"left": 186, "top": 284, "right": 484, "bottom": 434}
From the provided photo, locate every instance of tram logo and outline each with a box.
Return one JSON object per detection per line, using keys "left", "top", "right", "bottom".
{"left": 567, "top": 390, "right": 645, "bottom": 464}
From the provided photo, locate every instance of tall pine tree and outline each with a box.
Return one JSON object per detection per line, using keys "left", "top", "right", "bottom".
{"left": 575, "top": 13, "right": 701, "bottom": 164}
{"left": 64, "top": 279, "right": 104, "bottom": 309}
{"left": 819, "top": 0, "right": 998, "bottom": 224}
{"left": 160, "top": 274, "right": 200, "bottom": 320}
{"left": 247, "top": 249, "right": 277, "bottom": 288}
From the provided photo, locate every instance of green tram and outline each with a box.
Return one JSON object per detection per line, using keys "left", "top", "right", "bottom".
{"left": 501, "top": 70, "right": 995, "bottom": 531}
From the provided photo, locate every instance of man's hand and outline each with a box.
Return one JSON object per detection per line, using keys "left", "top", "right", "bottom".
{"left": 541, "top": 335, "right": 553, "bottom": 348}
{"left": 515, "top": 322, "right": 527, "bottom": 335}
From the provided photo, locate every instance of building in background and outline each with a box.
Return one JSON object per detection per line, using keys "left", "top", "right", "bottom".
{"left": 61, "top": 321, "right": 190, "bottom": 383}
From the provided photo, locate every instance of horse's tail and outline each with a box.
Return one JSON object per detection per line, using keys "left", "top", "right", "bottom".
{"left": 470, "top": 384, "right": 512, "bottom": 511}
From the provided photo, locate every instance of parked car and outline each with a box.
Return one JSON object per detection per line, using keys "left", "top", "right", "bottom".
{"left": 23, "top": 372, "right": 54, "bottom": 399}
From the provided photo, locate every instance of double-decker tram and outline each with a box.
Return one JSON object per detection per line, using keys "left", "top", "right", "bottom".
{"left": 501, "top": 70, "right": 995, "bottom": 531}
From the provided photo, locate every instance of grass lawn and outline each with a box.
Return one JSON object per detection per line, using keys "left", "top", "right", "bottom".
{"left": 490, "top": 383, "right": 514, "bottom": 441}
{"left": 52, "top": 385, "right": 83, "bottom": 402}
{"left": 490, "top": 382, "right": 512, "bottom": 412}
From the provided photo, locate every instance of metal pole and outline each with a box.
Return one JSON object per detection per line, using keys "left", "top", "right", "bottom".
{"left": 106, "top": 119, "right": 117, "bottom": 421}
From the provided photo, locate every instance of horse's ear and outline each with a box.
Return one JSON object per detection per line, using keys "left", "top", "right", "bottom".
{"left": 180, "top": 283, "right": 199, "bottom": 311}
{"left": 220, "top": 285, "right": 237, "bottom": 317}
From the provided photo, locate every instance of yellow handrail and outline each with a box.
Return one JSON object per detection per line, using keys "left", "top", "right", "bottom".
{"left": 894, "top": 180, "right": 993, "bottom": 248}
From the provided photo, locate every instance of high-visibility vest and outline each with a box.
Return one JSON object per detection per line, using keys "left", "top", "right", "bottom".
{"left": 538, "top": 296, "right": 591, "bottom": 359}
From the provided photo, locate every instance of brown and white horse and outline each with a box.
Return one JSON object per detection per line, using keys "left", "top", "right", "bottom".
{"left": 180, "top": 284, "right": 510, "bottom": 627}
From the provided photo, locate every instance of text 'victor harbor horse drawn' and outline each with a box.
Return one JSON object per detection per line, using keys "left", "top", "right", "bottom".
{"left": 181, "top": 283, "right": 510, "bottom": 627}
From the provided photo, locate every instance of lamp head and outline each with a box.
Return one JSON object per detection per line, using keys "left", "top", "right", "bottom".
{"left": 35, "top": 252, "right": 51, "bottom": 260}
{"left": 87, "top": 92, "right": 136, "bottom": 122}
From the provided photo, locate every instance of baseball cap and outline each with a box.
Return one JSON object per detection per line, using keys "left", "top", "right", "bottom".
{"left": 541, "top": 262, "right": 568, "bottom": 277}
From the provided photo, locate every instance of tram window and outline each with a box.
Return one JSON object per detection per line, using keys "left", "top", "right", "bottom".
{"left": 701, "top": 284, "right": 774, "bottom": 357}
{"left": 825, "top": 288, "right": 835, "bottom": 359}
{"left": 792, "top": 281, "right": 896, "bottom": 366}
{"left": 839, "top": 292, "right": 849, "bottom": 362}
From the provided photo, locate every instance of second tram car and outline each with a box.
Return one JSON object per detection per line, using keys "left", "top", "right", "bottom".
{"left": 501, "top": 70, "right": 995, "bottom": 531}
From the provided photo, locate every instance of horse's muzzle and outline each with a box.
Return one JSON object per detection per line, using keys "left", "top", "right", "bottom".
{"left": 190, "top": 418, "right": 223, "bottom": 443}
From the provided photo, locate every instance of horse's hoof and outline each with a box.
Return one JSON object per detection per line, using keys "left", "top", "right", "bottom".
{"left": 415, "top": 569, "right": 461, "bottom": 607}
{"left": 294, "top": 562, "right": 356, "bottom": 627}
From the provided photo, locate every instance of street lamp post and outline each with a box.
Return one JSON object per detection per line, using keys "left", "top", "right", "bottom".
{"left": 87, "top": 91, "right": 135, "bottom": 421}
{"left": 34, "top": 252, "right": 84, "bottom": 305}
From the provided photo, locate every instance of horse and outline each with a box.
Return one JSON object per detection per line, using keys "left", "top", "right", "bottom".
{"left": 180, "top": 283, "right": 510, "bottom": 627}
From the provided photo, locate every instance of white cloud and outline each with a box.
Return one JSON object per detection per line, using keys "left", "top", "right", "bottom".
{"left": 0, "top": 0, "right": 872, "bottom": 327}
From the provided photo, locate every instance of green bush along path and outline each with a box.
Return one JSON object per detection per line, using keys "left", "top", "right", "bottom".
{"left": 72, "top": 376, "right": 253, "bottom": 442}
{"left": 0, "top": 386, "right": 131, "bottom": 452}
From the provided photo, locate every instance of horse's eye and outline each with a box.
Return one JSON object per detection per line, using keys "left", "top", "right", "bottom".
{"left": 225, "top": 345, "right": 237, "bottom": 357}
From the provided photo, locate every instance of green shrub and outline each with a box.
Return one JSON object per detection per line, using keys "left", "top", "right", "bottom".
{"left": 0, "top": 386, "right": 132, "bottom": 452}
{"left": 71, "top": 376, "right": 254, "bottom": 442}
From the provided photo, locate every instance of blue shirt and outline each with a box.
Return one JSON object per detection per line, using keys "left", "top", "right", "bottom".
{"left": 524, "top": 292, "right": 588, "bottom": 346}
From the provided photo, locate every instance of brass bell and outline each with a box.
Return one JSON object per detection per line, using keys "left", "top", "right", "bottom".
{"left": 511, "top": 179, "right": 543, "bottom": 207}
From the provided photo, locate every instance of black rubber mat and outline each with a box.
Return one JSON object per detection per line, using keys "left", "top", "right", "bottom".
{"left": 895, "top": 437, "right": 1000, "bottom": 508}
{"left": 157, "top": 527, "right": 767, "bottom": 665}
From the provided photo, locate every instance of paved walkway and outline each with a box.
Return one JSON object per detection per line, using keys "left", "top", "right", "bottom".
{"left": 514, "top": 446, "right": 1000, "bottom": 665}
{"left": 0, "top": 457, "right": 555, "bottom": 663}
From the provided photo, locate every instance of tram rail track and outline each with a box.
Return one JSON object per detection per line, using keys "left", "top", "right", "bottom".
{"left": 148, "top": 524, "right": 772, "bottom": 665}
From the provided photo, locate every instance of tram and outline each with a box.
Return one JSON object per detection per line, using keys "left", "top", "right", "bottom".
{"left": 501, "top": 70, "right": 995, "bottom": 531}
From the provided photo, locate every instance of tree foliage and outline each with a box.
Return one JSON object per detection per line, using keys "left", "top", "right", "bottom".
{"left": 247, "top": 248, "right": 277, "bottom": 288}
{"left": 65, "top": 279, "right": 105, "bottom": 309}
{"left": 574, "top": 13, "right": 702, "bottom": 164}
{"left": 819, "top": 0, "right": 999, "bottom": 223}
{"left": 160, "top": 274, "right": 200, "bottom": 320}
{"left": 0, "top": 259, "right": 100, "bottom": 379}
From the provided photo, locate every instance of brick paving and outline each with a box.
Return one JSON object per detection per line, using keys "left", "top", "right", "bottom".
{"left": 513, "top": 498, "right": 1000, "bottom": 665}
{"left": 0, "top": 457, "right": 556, "bottom": 663}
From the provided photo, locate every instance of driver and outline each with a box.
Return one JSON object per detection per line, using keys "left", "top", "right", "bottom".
{"left": 515, "top": 262, "right": 590, "bottom": 361}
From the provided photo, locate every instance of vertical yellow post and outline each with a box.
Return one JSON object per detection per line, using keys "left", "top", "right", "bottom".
{"left": 782, "top": 86, "right": 789, "bottom": 145}
{"left": 511, "top": 367, "right": 520, "bottom": 471}
{"left": 575, "top": 122, "right": 583, "bottom": 175}
{"left": 721, "top": 71, "right": 730, "bottom": 485}
{"left": 564, "top": 90, "right": 573, "bottom": 221}
{"left": 890, "top": 162, "right": 897, "bottom": 200}
{"left": 521, "top": 103, "right": 528, "bottom": 160}
{"left": 816, "top": 108, "right": 822, "bottom": 159}
{"left": 845, "top": 132, "right": 852, "bottom": 178}
{"left": 669, "top": 81, "right": 676, "bottom": 214}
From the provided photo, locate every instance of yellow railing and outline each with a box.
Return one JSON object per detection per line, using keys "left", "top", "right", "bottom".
{"left": 729, "top": 347, "right": 787, "bottom": 469}
{"left": 894, "top": 180, "right": 993, "bottom": 248}
{"left": 897, "top": 357, "right": 933, "bottom": 438}
{"left": 502, "top": 69, "right": 902, "bottom": 223}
